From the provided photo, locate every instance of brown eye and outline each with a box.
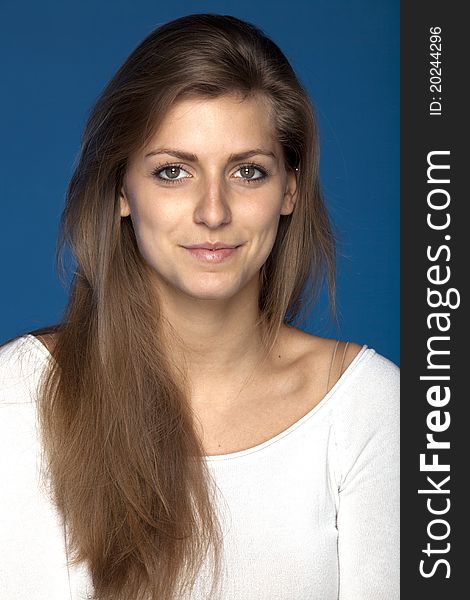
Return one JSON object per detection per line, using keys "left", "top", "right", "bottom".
{"left": 152, "top": 164, "right": 190, "bottom": 184}
{"left": 241, "top": 166, "right": 256, "bottom": 178}
{"left": 161, "top": 166, "right": 182, "bottom": 179}
{"left": 234, "top": 164, "right": 268, "bottom": 183}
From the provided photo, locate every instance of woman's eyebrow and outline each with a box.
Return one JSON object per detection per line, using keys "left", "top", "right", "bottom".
{"left": 144, "top": 147, "right": 277, "bottom": 162}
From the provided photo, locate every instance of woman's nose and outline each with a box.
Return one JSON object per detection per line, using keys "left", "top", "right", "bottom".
{"left": 193, "top": 175, "right": 232, "bottom": 228}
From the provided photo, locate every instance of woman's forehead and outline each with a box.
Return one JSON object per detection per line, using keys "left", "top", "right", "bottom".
{"left": 141, "top": 93, "right": 279, "bottom": 157}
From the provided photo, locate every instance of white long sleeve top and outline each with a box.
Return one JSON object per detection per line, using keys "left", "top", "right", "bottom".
{"left": 0, "top": 334, "right": 399, "bottom": 599}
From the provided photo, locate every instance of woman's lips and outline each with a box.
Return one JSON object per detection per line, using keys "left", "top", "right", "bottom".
{"left": 184, "top": 246, "right": 239, "bottom": 263}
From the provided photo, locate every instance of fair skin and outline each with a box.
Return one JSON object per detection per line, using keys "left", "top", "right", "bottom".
{"left": 38, "top": 93, "right": 362, "bottom": 454}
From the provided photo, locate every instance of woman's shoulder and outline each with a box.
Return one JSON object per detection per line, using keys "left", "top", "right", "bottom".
{"left": 0, "top": 334, "right": 52, "bottom": 404}
{"left": 282, "top": 326, "right": 366, "bottom": 391}
{"left": 326, "top": 341, "right": 400, "bottom": 414}
{"left": 327, "top": 344, "right": 399, "bottom": 453}
{"left": 326, "top": 346, "right": 399, "bottom": 490}
{"left": 282, "top": 325, "right": 361, "bottom": 360}
{"left": 283, "top": 327, "right": 399, "bottom": 415}
{"left": 286, "top": 326, "right": 398, "bottom": 379}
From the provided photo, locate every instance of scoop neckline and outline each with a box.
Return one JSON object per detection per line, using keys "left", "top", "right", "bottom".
{"left": 24, "top": 333, "right": 373, "bottom": 462}
{"left": 204, "top": 343, "right": 372, "bottom": 461}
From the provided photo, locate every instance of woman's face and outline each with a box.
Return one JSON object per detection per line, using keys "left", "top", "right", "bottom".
{"left": 121, "top": 93, "right": 297, "bottom": 302}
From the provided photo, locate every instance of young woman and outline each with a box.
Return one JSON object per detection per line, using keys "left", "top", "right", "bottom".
{"left": 0, "top": 13, "right": 399, "bottom": 600}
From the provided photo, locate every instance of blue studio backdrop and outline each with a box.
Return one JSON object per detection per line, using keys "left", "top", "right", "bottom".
{"left": 0, "top": 0, "right": 399, "bottom": 364}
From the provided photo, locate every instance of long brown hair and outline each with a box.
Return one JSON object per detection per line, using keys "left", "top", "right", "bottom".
{"left": 22, "top": 13, "right": 335, "bottom": 600}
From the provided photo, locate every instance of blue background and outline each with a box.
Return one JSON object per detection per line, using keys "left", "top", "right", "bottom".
{"left": 0, "top": 0, "right": 399, "bottom": 364}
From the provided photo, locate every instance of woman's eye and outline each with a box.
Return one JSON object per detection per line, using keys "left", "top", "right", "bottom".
{"left": 234, "top": 165, "right": 267, "bottom": 182}
{"left": 153, "top": 165, "right": 190, "bottom": 184}
{"left": 152, "top": 163, "right": 268, "bottom": 185}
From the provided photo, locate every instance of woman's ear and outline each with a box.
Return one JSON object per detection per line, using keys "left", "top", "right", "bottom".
{"left": 280, "top": 168, "right": 298, "bottom": 216}
{"left": 120, "top": 187, "right": 131, "bottom": 217}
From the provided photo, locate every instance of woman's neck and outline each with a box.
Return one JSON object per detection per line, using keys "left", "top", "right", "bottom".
{"left": 157, "top": 277, "right": 274, "bottom": 405}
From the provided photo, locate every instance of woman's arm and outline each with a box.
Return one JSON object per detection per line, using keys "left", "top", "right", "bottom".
{"left": 334, "top": 353, "right": 400, "bottom": 599}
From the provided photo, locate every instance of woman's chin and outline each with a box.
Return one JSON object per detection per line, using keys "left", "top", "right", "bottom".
{"left": 183, "top": 285, "right": 241, "bottom": 302}
{"left": 149, "top": 268, "right": 255, "bottom": 303}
